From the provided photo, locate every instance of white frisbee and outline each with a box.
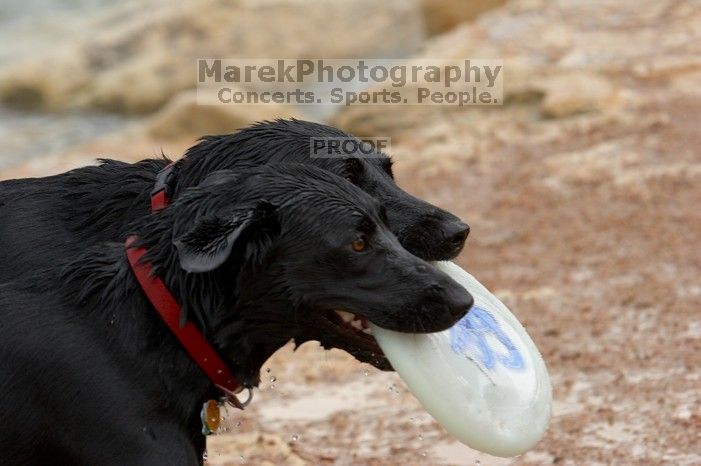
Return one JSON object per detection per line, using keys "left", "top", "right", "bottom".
{"left": 370, "top": 261, "right": 551, "bottom": 457}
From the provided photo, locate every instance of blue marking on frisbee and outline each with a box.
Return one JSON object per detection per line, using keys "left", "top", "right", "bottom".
{"left": 450, "top": 306, "right": 525, "bottom": 372}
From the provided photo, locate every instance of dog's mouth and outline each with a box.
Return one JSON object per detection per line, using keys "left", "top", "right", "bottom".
{"left": 316, "top": 310, "right": 392, "bottom": 371}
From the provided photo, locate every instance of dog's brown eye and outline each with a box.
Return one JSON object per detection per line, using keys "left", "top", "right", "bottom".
{"left": 351, "top": 237, "right": 366, "bottom": 252}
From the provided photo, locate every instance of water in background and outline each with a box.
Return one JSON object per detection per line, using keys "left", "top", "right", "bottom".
{"left": 0, "top": 0, "right": 131, "bottom": 170}
{"left": 0, "top": 108, "right": 124, "bottom": 170}
{"left": 0, "top": 0, "right": 116, "bottom": 65}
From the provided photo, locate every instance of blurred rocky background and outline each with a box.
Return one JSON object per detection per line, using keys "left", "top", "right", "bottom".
{"left": 1, "top": 0, "right": 699, "bottom": 464}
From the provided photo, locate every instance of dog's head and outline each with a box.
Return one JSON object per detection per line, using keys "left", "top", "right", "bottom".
{"left": 161, "top": 164, "right": 472, "bottom": 378}
{"left": 181, "top": 119, "right": 470, "bottom": 261}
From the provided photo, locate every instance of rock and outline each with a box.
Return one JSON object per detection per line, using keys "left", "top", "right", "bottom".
{"left": 540, "top": 73, "right": 619, "bottom": 118}
{"left": 0, "top": 48, "right": 92, "bottom": 111}
{"left": 86, "top": 57, "right": 193, "bottom": 114}
{"left": 0, "top": 0, "right": 425, "bottom": 114}
{"left": 146, "top": 90, "right": 304, "bottom": 140}
{"left": 421, "top": 0, "right": 507, "bottom": 35}
{"left": 336, "top": 0, "right": 701, "bottom": 137}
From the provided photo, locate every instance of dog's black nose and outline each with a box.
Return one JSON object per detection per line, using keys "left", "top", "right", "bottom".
{"left": 444, "top": 221, "right": 470, "bottom": 252}
{"left": 447, "top": 289, "right": 474, "bottom": 320}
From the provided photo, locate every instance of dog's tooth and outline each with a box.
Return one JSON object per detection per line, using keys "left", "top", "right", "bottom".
{"left": 350, "top": 319, "right": 364, "bottom": 330}
{"left": 335, "top": 310, "right": 355, "bottom": 323}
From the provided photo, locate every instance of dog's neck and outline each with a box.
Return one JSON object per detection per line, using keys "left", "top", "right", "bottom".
{"left": 58, "top": 243, "right": 211, "bottom": 433}
{"left": 135, "top": 229, "right": 292, "bottom": 388}
{"left": 57, "top": 238, "right": 293, "bottom": 437}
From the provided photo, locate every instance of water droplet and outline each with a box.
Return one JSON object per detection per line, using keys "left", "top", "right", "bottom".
{"left": 270, "top": 376, "right": 277, "bottom": 383}
{"left": 203, "top": 450, "right": 208, "bottom": 461}
{"left": 266, "top": 368, "right": 271, "bottom": 373}
{"left": 363, "top": 369, "right": 369, "bottom": 376}
{"left": 236, "top": 421, "right": 241, "bottom": 427}
{"left": 216, "top": 369, "right": 223, "bottom": 374}
{"left": 418, "top": 434, "right": 424, "bottom": 441}
{"left": 409, "top": 417, "right": 415, "bottom": 422}
{"left": 475, "top": 461, "right": 481, "bottom": 466}
{"left": 239, "top": 455, "right": 245, "bottom": 464}
{"left": 291, "top": 434, "right": 299, "bottom": 442}
{"left": 422, "top": 451, "right": 427, "bottom": 457}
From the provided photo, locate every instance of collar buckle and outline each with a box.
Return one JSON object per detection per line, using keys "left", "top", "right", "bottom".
{"left": 150, "top": 163, "right": 177, "bottom": 212}
{"left": 217, "top": 385, "right": 254, "bottom": 410}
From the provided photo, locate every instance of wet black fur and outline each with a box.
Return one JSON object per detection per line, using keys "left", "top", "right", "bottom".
{"left": 0, "top": 165, "right": 472, "bottom": 465}
{"left": 0, "top": 119, "right": 469, "bottom": 283}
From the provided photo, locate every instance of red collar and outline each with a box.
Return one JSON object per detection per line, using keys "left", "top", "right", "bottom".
{"left": 125, "top": 236, "right": 251, "bottom": 409}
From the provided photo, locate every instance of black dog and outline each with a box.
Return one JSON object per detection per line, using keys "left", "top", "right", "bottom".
{"left": 0, "top": 119, "right": 469, "bottom": 283}
{"left": 0, "top": 164, "right": 472, "bottom": 465}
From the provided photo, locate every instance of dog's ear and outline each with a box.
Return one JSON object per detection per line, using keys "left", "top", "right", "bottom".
{"left": 344, "top": 156, "right": 364, "bottom": 185}
{"left": 174, "top": 200, "right": 278, "bottom": 273}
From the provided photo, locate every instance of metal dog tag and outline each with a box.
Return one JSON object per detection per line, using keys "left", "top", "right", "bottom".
{"left": 200, "top": 399, "right": 221, "bottom": 435}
